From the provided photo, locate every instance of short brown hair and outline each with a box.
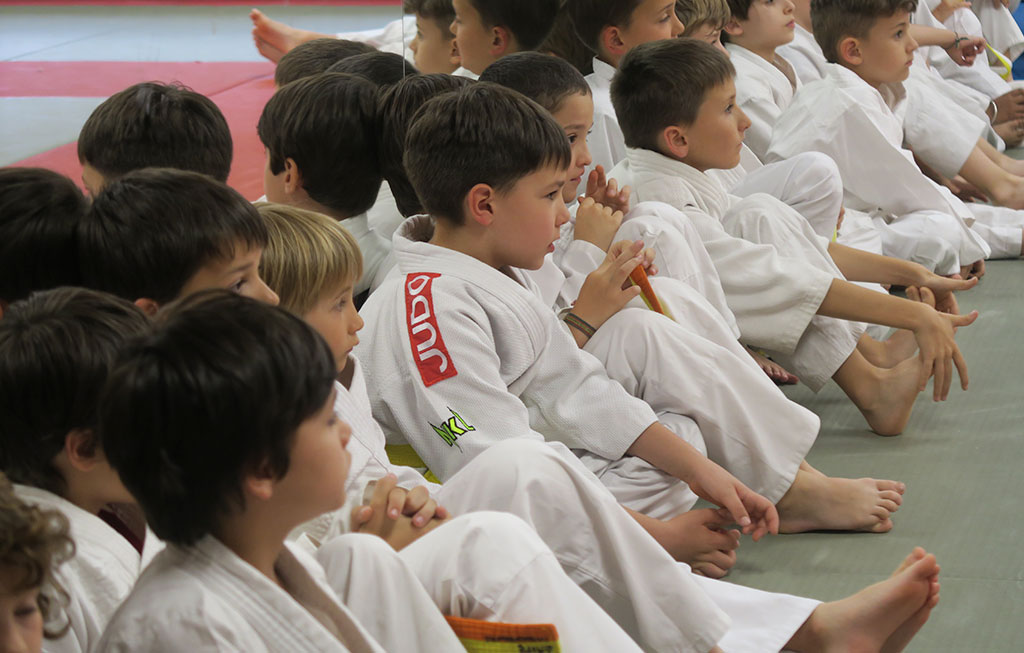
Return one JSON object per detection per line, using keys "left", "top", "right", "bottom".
{"left": 0, "top": 472, "right": 74, "bottom": 639}
{"left": 566, "top": 0, "right": 644, "bottom": 54}
{"left": 256, "top": 203, "right": 363, "bottom": 315}
{"left": 404, "top": 83, "right": 571, "bottom": 224}
{"left": 811, "top": 0, "right": 917, "bottom": 63}
{"left": 612, "top": 38, "right": 734, "bottom": 150}
{"left": 677, "top": 0, "right": 731, "bottom": 36}
{"left": 274, "top": 38, "right": 376, "bottom": 87}
{"left": 0, "top": 288, "right": 150, "bottom": 496}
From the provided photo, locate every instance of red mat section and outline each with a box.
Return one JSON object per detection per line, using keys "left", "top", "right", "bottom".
{"left": 11, "top": 68, "right": 276, "bottom": 200}
{"left": 0, "top": 61, "right": 274, "bottom": 98}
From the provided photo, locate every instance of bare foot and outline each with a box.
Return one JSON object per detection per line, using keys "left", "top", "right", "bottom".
{"left": 249, "top": 9, "right": 325, "bottom": 62}
{"left": 859, "top": 356, "right": 924, "bottom": 436}
{"left": 993, "top": 118, "right": 1024, "bottom": 148}
{"left": 956, "top": 259, "right": 985, "bottom": 281}
{"left": 654, "top": 508, "right": 741, "bottom": 578}
{"left": 777, "top": 465, "right": 904, "bottom": 534}
{"left": 747, "top": 347, "right": 799, "bottom": 385}
{"left": 857, "top": 332, "right": 918, "bottom": 369}
{"left": 789, "top": 552, "right": 939, "bottom": 652}
{"left": 881, "top": 550, "right": 941, "bottom": 653}
{"left": 983, "top": 174, "right": 1024, "bottom": 210}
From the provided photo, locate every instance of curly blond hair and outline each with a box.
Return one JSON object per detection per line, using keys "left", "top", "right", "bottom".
{"left": 0, "top": 472, "right": 75, "bottom": 638}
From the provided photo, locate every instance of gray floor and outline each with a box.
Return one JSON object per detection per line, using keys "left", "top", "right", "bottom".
{"left": 4, "top": 3, "right": 1023, "bottom": 651}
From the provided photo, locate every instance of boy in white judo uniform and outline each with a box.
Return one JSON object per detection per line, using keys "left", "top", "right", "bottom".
{"left": 567, "top": 0, "right": 849, "bottom": 237}
{"left": 609, "top": 38, "right": 978, "bottom": 434}
{"left": 357, "top": 80, "right": 946, "bottom": 653}
{"left": 769, "top": 0, "right": 1024, "bottom": 271}
{"left": 447, "top": 0, "right": 560, "bottom": 78}
{"left": 0, "top": 472, "right": 76, "bottom": 653}
{"left": 258, "top": 73, "right": 393, "bottom": 296}
{"left": 97, "top": 292, "right": 644, "bottom": 652}
{"left": 0, "top": 288, "right": 163, "bottom": 653}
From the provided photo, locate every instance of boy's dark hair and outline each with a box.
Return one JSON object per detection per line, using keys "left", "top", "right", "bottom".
{"left": 403, "top": 0, "right": 456, "bottom": 35}
{"left": 723, "top": 0, "right": 752, "bottom": 22}
{"left": 612, "top": 38, "right": 735, "bottom": 150}
{"left": 378, "top": 74, "right": 474, "bottom": 217}
{"left": 0, "top": 168, "right": 86, "bottom": 305}
{"left": 480, "top": 52, "right": 590, "bottom": 113}
{"left": 468, "top": 0, "right": 561, "bottom": 50}
{"left": 566, "top": 0, "right": 644, "bottom": 54}
{"left": 0, "top": 288, "right": 149, "bottom": 497}
{"left": 98, "top": 290, "right": 337, "bottom": 546}
{"left": 258, "top": 72, "right": 382, "bottom": 218}
{"left": 326, "top": 51, "right": 419, "bottom": 88}
{"left": 77, "top": 168, "right": 268, "bottom": 304}
{"left": 77, "top": 82, "right": 232, "bottom": 183}
{"left": 404, "top": 82, "right": 571, "bottom": 224}
{"left": 811, "top": 0, "right": 917, "bottom": 63}
{"left": 540, "top": 5, "right": 594, "bottom": 74}
{"left": 274, "top": 38, "right": 377, "bottom": 87}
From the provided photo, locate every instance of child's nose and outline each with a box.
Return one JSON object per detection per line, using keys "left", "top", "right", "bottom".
{"left": 670, "top": 13, "right": 685, "bottom": 37}
{"left": 737, "top": 106, "right": 752, "bottom": 132}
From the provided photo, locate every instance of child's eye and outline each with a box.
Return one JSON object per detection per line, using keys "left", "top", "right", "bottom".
{"left": 895, "top": 30, "right": 903, "bottom": 39}
{"left": 725, "top": 103, "right": 734, "bottom": 113}
{"left": 230, "top": 279, "right": 246, "bottom": 293}
{"left": 567, "top": 133, "right": 578, "bottom": 144}
{"left": 14, "top": 603, "right": 39, "bottom": 619}
{"left": 546, "top": 190, "right": 560, "bottom": 200}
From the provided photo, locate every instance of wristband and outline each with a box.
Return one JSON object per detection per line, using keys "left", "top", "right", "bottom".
{"left": 947, "top": 31, "right": 968, "bottom": 51}
{"left": 564, "top": 312, "right": 597, "bottom": 339}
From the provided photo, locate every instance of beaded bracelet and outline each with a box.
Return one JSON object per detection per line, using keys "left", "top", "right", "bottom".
{"left": 947, "top": 31, "right": 968, "bottom": 51}
{"left": 564, "top": 312, "right": 597, "bottom": 339}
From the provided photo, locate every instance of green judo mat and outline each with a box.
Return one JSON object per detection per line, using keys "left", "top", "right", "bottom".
{"left": 722, "top": 260, "right": 1024, "bottom": 651}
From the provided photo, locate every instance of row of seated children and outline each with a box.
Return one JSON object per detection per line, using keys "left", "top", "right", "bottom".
{"left": 0, "top": 166, "right": 941, "bottom": 651}
{"left": 2, "top": 0, "right": 1003, "bottom": 648}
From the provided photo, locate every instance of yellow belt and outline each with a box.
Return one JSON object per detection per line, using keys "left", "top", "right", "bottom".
{"left": 385, "top": 444, "right": 441, "bottom": 484}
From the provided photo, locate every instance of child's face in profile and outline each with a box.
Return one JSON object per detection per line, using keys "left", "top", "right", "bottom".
{"left": 614, "top": 0, "right": 685, "bottom": 54}
{"left": 0, "top": 571, "right": 43, "bottom": 653}
{"left": 550, "top": 93, "right": 595, "bottom": 203}
{"left": 730, "top": 0, "right": 796, "bottom": 52}
{"left": 689, "top": 24, "right": 728, "bottom": 55}
{"left": 273, "top": 387, "right": 352, "bottom": 524}
{"left": 851, "top": 10, "right": 917, "bottom": 87}
{"left": 677, "top": 77, "right": 751, "bottom": 171}
{"left": 490, "top": 164, "right": 571, "bottom": 270}
{"left": 303, "top": 280, "right": 363, "bottom": 374}
{"left": 411, "top": 13, "right": 458, "bottom": 74}
{"left": 450, "top": 0, "right": 494, "bottom": 74}
{"left": 178, "top": 244, "right": 280, "bottom": 306}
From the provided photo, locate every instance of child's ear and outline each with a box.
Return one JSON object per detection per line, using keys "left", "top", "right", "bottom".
{"left": 465, "top": 183, "right": 497, "bottom": 226}
{"left": 64, "top": 429, "right": 101, "bottom": 472}
{"left": 448, "top": 37, "right": 459, "bottom": 65}
{"left": 838, "top": 37, "right": 862, "bottom": 66}
{"left": 491, "top": 25, "right": 515, "bottom": 56}
{"left": 661, "top": 125, "right": 690, "bottom": 160}
{"left": 243, "top": 460, "right": 277, "bottom": 502}
{"left": 133, "top": 297, "right": 160, "bottom": 317}
{"left": 723, "top": 19, "right": 743, "bottom": 38}
{"left": 601, "top": 25, "right": 628, "bottom": 59}
{"left": 283, "top": 158, "right": 303, "bottom": 196}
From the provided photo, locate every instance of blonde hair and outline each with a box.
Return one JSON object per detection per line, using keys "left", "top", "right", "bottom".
{"left": 677, "top": 0, "right": 731, "bottom": 35}
{"left": 256, "top": 203, "right": 363, "bottom": 315}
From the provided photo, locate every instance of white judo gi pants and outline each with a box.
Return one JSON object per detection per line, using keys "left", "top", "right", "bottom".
{"left": 318, "top": 513, "right": 642, "bottom": 652}
{"left": 433, "top": 439, "right": 818, "bottom": 653}
{"left": 580, "top": 298, "right": 818, "bottom": 516}
{"left": 728, "top": 152, "right": 845, "bottom": 240}
{"left": 722, "top": 198, "right": 867, "bottom": 390}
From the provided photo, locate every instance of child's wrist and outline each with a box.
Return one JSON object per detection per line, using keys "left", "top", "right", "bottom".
{"left": 563, "top": 312, "right": 598, "bottom": 341}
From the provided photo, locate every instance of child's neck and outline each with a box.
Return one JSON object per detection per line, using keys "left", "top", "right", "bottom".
{"left": 732, "top": 37, "right": 778, "bottom": 63}
{"left": 652, "top": 145, "right": 710, "bottom": 173}
{"left": 429, "top": 216, "right": 505, "bottom": 269}
{"left": 843, "top": 62, "right": 885, "bottom": 90}
{"left": 597, "top": 52, "right": 621, "bottom": 70}
{"left": 216, "top": 512, "right": 291, "bottom": 588}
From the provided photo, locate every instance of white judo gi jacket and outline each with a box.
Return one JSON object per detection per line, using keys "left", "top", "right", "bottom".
{"left": 355, "top": 215, "right": 655, "bottom": 484}
{"left": 609, "top": 148, "right": 837, "bottom": 355}
{"left": 15, "top": 485, "right": 161, "bottom": 653}
{"left": 97, "top": 536, "right": 386, "bottom": 652}
{"left": 726, "top": 44, "right": 802, "bottom": 161}
{"left": 768, "top": 64, "right": 992, "bottom": 268}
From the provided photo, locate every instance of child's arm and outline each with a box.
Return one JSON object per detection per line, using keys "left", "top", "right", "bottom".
{"left": 826, "top": 241, "right": 978, "bottom": 314}
{"left": 626, "top": 423, "right": 778, "bottom": 541}
{"left": 817, "top": 278, "right": 978, "bottom": 400}
{"left": 909, "top": 24, "right": 986, "bottom": 66}
{"left": 563, "top": 240, "right": 649, "bottom": 348}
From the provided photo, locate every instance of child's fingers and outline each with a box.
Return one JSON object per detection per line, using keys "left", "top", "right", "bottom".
{"left": 350, "top": 505, "right": 373, "bottom": 528}
{"left": 402, "top": 485, "right": 431, "bottom": 516}
{"left": 606, "top": 178, "right": 618, "bottom": 198}
{"left": 953, "top": 347, "right": 969, "bottom": 391}
{"left": 411, "top": 498, "right": 438, "bottom": 527}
